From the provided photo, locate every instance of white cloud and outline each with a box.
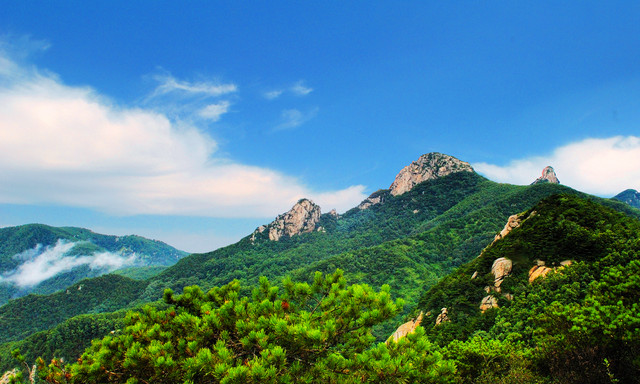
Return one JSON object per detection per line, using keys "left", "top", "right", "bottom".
{"left": 199, "top": 101, "right": 231, "bottom": 121}
{"left": 264, "top": 80, "right": 313, "bottom": 100}
{"left": 276, "top": 107, "right": 318, "bottom": 131}
{"left": 473, "top": 136, "right": 640, "bottom": 196}
{"left": 0, "top": 240, "right": 136, "bottom": 287}
{"left": 151, "top": 73, "right": 237, "bottom": 98}
{"left": 313, "top": 185, "right": 368, "bottom": 213}
{"left": 264, "top": 90, "right": 283, "bottom": 100}
{"left": 291, "top": 80, "right": 313, "bottom": 96}
{"left": 0, "top": 51, "right": 366, "bottom": 218}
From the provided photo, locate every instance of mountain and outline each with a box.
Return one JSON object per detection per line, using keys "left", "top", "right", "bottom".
{"left": 613, "top": 188, "right": 640, "bottom": 209}
{"left": 0, "top": 224, "right": 186, "bottom": 304}
{"left": 531, "top": 165, "right": 560, "bottom": 184}
{"left": 2, "top": 153, "right": 639, "bottom": 376}
{"left": 407, "top": 193, "right": 640, "bottom": 382}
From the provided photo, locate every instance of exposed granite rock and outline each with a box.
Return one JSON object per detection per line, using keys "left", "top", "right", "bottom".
{"left": 471, "top": 271, "right": 478, "bottom": 280}
{"left": 250, "top": 225, "right": 267, "bottom": 244}
{"left": 388, "top": 312, "right": 423, "bottom": 343}
{"left": 613, "top": 189, "right": 640, "bottom": 209}
{"left": 389, "top": 152, "right": 474, "bottom": 196}
{"left": 492, "top": 211, "right": 536, "bottom": 246}
{"left": 529, "top": 260, "right": 573, "bottom": 283}
{"left": 357, "top": 189, "right": 388, "bottom": 210}
{"left": 267, "top": 199, "right": 322, "bottom": 241}
{"left": 491, "top": 257, "right": 512, "bottom": 290}
{"left": 1, "top": 369, "right": 19, "bottom": 384}
{"left": 494, "top": 214, "right": 523, "bottom": 242}
{"left": 252, "top": 199, "right": 322, "bottom": 242}
{"left": 528, "top": 265, "right": 553, "bottom": 283}
{"left": 328, "top": 209, "right": 339, "bottom": 217}
{"left": 435, "top": 307, "right": 450, "bottom": 325}
{"left": 531, "top": 166, "right": 560, "bottom": 185}
{"left": 480, "top": 295, "right": 498, "bottom": 313}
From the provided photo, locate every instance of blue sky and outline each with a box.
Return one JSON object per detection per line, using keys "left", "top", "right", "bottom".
{"left": 1, "top": 2, "right": 639, "bottom": 252}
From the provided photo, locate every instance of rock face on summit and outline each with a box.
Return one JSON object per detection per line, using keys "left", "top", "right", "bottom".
{"left": 531, "top": 166, "right": 560, "bottom": 185}
{"left": 266, "top": 199, "right": 322, "bottom": 241}
{"left": 389, "top": 153, "right": 474, "bottom": 196}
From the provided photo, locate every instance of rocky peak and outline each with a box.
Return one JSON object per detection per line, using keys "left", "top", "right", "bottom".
{"left": 389, "top": 153, "right": 474, "bottom": 196}
{"left": 531, "top": 166, "right": 560, "bottom": 185}
{"left": 357, "top": 189, "right": 388, "bottom": 210}
{"left": 266, "top": 199, "right": 322, "bottom": 242}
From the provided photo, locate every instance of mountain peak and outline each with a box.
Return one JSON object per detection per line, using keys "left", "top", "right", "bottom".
{"left": 389, "top": 152, "right": 474, "bottom": 196}
{"left": 531, "top": 166, "right": 560, "bottom": 185}
{"left": 256, "top": 199, "right": 322, "bottom": 242}
{"left": 613, "top": 189, "right": 640, "bottom": 209}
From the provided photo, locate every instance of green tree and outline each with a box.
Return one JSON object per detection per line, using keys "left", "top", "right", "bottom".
{"left": 34, "top": 270, "right": 454, "bottom": 383}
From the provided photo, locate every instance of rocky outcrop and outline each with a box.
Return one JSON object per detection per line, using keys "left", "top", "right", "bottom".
{"left": 435, "top": 307, "right": 450, "bottom": 325}
{"left": 480, "top": 295, "right": 498, "bottom": 313}
{"left": 388, "top": 312, "right": 423, "bottom": 343}
{"left": 528, "top": 265, "right": 552, "bottom": 283}
{"left": 389, "top": 153, "right": 474, "bottom": 196}
{"left": 491, "top": 258, "right": 512, "bottom": 290}
{"left": 1, "top": 369, "right": 19, "bottom": 384}
{"left": 494, "top": 214, "right": 523, "bottom": 242}
{"left": 528, "top": 260, "right": 573, "bottom": 283}
{"left": 357, "top": 190, "right": 388, "bottom": 210}
{"left": 531, "top": 166, "right": 560, "bottom": 185}
{"left": 252, "top": 199, "right": 322, "bottom": 242}
{"left": 268, "top": 199, "right": 322, "bottom": 241}
{"left": 328, "top": 209, "right": 339, "bottom": 217}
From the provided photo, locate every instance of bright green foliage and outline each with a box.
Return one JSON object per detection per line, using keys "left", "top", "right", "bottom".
{"left": 416, "top": 194, "right": 640, "bottom": 383}
{"left": 36, "top": 270, "right": 454, "bottom": 383}
{"left": 445, "top": 334, "right": 549, "bottom": 384}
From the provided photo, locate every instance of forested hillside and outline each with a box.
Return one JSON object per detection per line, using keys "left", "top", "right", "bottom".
{"left": 0, "top": 224, "right": 186, "bottom": 304}
{"left": 2, "top": 155, "right": 640, "bottom": 383}
{"left": 410, "top": 194, "right": 640, "bottom": 383}
{"left": 6, "top": 194, "right": 639, "bottom": 383}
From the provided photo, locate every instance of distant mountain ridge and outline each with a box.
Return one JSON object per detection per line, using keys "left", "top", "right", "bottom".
{"left": 613, "top": 188, "right": 640, "bottom": 209}
{"left": 0, "top": 224, "right": 186, "bottom": 304}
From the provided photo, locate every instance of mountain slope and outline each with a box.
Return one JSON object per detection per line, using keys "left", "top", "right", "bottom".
{"left": 0, "top": 274, "right": 147, "bottom": 344}
{"left": 408, "top": 194, "right": 640, "bottom": 382}
{"left": 0, "top": 224, "right": 186, "bottom": 304}
{"left": 3, "top": 153, "right": 639, "bottom": 375}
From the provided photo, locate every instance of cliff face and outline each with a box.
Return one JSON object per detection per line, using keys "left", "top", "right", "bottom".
{"left": 531, "top": 166, "right": 560, "bottom": 185}
{"left": 254, "top": 199, "right": 322, "bottom": 242}
{"left": 389, "top": 153, "right": 474, "bottom": 196}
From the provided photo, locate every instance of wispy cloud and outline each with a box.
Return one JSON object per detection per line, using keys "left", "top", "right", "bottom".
{"left": 0, "top": 240, "right": 136, "bottom": 287}
{"left": 291, "top": 80, "right": 313, "bottom": 96}
{"left": 0, "top": 44, "right": 366, "bottom": 218}
{"left": 263, "top": 80, "right": 313, "bottom": 100}
{"left": 473, "top": 136, "right": 640, "bottom": 196}
{"left": 150, "top": 73, "right": 237, "bottom": 98}
{"left": 264, "top": 90, "right": 284, "bottom": 100}
{"left": 199, "top": 101, "right": 231, "bottom": 122}
{"left": 275, "top": 107, "right": 319, "bottom": 131}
